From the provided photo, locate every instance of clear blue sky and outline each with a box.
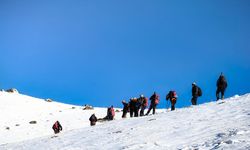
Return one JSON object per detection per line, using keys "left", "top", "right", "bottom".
{"left": 0, "top": 0, "right": 249, "bottom": 108}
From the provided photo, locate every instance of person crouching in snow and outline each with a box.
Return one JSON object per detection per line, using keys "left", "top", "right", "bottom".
{"left": 89, "top": 113, "right": 97, "bottom": 126}
{"left": 166, "top": 91, "right": 178, "bottom": 111}
{"left": 52, "top": 121, "right": 62, "bottom": 134}
{"left": 106, "top": 105, "right": 115, "bottom": 120}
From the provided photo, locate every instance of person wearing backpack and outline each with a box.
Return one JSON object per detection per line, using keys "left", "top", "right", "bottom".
{"left": 52, "top": 121, "right": 63, "bottom": 134}
{"left": 137, "top": 95, "right": 148, "bottom": 116}
{"left": 191, "top": 82, "right": 202, "bottom": 105}
{"left": 216, "top": 73, "right": 228, "bottom": 100}
{"left": 122, "top": 100, "right": 129, "bottom": 118}
{"left": 146, "top": 92, "right": 159, "bottom": 115}
{"left": 89, "top": 113, "right": 98, "bottom": 126}
{"left": 166, "top": 91, "right": 178, "bottom": 111}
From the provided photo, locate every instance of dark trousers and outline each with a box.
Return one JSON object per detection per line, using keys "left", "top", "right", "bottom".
{"left": 191, "top": 96, "right": 198, "bottom": 105}
{"left": 146, "top": 104, "right": 156, "bottom": 115}
{"left": 171, "top": 100, "right": 176, "bottom": 111}
{"left": 134, "top": 107, "right": 139, "bottom": 117}
{"left": 53, "top": 128, "right": 60, "bottom": 134}
{"left": 140, "top": 106, "right": 146, "bottom": 116}
{"left": 216, "top": 88, "right": 225, "bottom": 100}
{"left": 130, "top": 109, "right": 134, "bottom": 117}
{"left": 90, "top": 121, "right": 96, "bottom": 126}
{"left": 122, "top": 109, "right": 128, "bottom": 118}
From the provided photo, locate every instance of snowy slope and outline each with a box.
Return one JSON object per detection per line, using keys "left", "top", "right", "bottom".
{"left": 1, "top": 92, "right": 250, "bottom": 150}
{"left": 0, "top": 91, "right": 123, "bottom": 145}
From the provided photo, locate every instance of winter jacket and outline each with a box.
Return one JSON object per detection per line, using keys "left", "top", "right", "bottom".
{"left": 217, "top": 75, "right": 228, "bottom": 90}
{"left": 129, "top": 99, "right": 137, "bottom": 110}
{"left": 52, "top": 121, "right": 62, "bottom": 133}
{"left": 122, "top": 101, "right": 129, "bottom": 111}
{"left": 166, "top": 91, "right": 177, "bottom": 102}
{"left": 192, "top": 85, "right": 199, "bottom": 97}
{"left": 150, "top": 93, "right": 159, "bottom": 105}
{"left": 89, "top": 114, "right": 97, "bottom": 122}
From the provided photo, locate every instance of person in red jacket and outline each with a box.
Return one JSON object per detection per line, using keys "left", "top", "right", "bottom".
{"left": 166, "top": 91, "right": 178, "bottom": 111}
{"left": 146, "top": 92, "right": 159, "bottom": 115}
{"left": 52, "top": 121, "right": 62, "bottom": 134}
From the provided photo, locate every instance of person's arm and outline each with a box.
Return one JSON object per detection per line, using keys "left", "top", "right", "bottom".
{"left": 166, "top": 93, "right": 170, "bottom": 100}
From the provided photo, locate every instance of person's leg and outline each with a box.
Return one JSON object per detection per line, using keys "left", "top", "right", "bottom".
{"left": 134, "top": 107, "right": 139, "bottom": 117}
{"left": 130, "top": 109, "right": 133, "bottom": 117}
{"left": 191, "top": 97, "right": 197, "bottom": 105}
{"left": 194, "top": 97, "right": 197, "bottom": 105}
{"left": 153, "top": 104, "right": 156, "bottom": 114}
{"left": 140, "top": 107, "right": 145, "bottom": 116}
{"left": 191, "top": 97, "right": 195, "bottom": 105}
{"left": 221, "top": 89, "right": 225, "bottom": 100}
{"left": 171, "top": 104, "right": 175, "bottom": 111}
{"left": 216, "top": 88, "right": 220, "bottom": 100}
{"left": 146, "top": 105, "right": 152, "bottom": 115}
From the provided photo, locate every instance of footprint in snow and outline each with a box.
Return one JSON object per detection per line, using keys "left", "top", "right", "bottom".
{"left": 217, "top": 101, "right": 225, "bottom": 105}
{"left": 112, "top": 131, "right": 122, "bottom": 134}
{"left": 148, "top": 119, "right": 156, "bottom": 121}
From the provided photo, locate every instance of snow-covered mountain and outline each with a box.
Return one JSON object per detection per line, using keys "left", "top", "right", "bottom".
{"left": 0, "top": 91, "right": 122, "bottom": 145}
{"left": 0, "top": 91, "right": 250, "bottom": 150}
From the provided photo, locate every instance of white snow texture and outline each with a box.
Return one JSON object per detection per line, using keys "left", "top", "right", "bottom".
{"left": 0, "top": 91, "right": 250, "bottom": 150}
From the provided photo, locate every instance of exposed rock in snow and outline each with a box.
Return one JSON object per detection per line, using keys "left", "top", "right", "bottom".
{"left": 5, "top": 88, "right": 19, "bottom": 94}
{"left": 0, "top": 91, "right": 250, "bottom": 150}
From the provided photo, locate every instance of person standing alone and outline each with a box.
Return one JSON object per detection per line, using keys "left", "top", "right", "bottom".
{"left": 191, "top": 82, "right": 202, "bottom": 105}
{"left": 216, "top": 73, "right": 228, "bottom": 100}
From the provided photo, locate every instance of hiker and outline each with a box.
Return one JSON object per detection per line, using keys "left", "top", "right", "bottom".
{"left": 191, "top": 82, "right": 202, "bottom": 105}
{"left": 166, "top": 91, "right": 178, "bottom": 111}
{"left": 137, "top": 95, "right": 148, "bottom": 116}
{"left": 89, "top": 113, "right": 97, "bottom": 126}
{"left": 129, "top": 97, "right": 138, "bottom": 117}
{"left": 52, "top": 121, "right": 62, "bottom": 134}
{"left": 122, "top": 100, "right": 129, "bottom": 118}
{"left": 216, "top": 73, "right": 228, "bottom": 100}
{"left": 146, "top": 92, "right": 160, "bottom": 115}
{"left": 107, "top": 105, "right": 115, "bottom": 120}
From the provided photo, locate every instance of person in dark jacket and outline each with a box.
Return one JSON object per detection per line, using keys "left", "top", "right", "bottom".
{"left": 122, "top": 100, "right": 129, "bottom": 118}
{"left": 52, "top": 121, "right": 63, "bottom": 134}
{"left": 137, "top": 95, "right": 148, "bottom": 116}
{"left": 89, "top": 114, "right": 97, "bottom": 126}
{"left": 191, "top": 82, "right": 201, "bottom": 105}
{"left": 129, "top": 98, "right": 138, "bottom": 117}
{"left": 166, "top": 91, "right": 178, "bottom": 111}
{"left": 146, "top": 92, "right": 159, "bottom": 115}
{"left": 216, "top": 73, "right": 228, "bottom": 100}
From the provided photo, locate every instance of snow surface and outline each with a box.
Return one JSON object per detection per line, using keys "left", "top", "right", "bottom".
{"left": 1, "top": 91, "right": 250, "bottom": 150}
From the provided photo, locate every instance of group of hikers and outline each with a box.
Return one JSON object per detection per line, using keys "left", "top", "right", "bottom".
{"left": 53, "top": 73, "right": 228, "bottom": 133}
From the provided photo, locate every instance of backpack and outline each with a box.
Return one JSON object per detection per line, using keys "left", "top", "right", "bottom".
{"left": 111, "top": 108, "right": 115, "bottom": 117}
{"left": 198, "top": 87, "right": 202, "bottom": 97}
{"left": 155, "top": 95, "right": 159, "bottom": 104}
{"left": 170, "top": 91, "right": 177, "bottom": 98}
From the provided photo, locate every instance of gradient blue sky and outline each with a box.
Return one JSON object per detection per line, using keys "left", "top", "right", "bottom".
{"left": 0, "top": 0, "right": 249, "bottom": 108}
